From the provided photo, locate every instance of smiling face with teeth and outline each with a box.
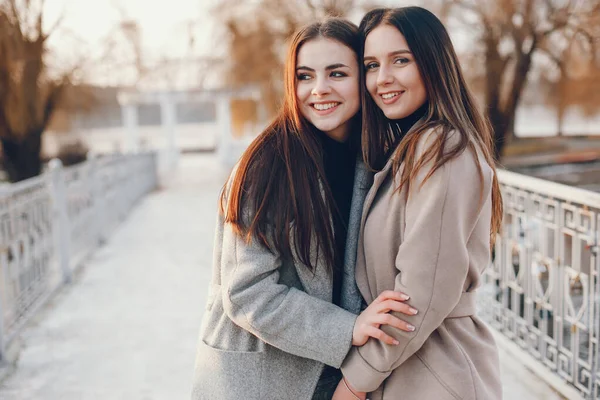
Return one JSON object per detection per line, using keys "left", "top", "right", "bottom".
{"left": 363, "top": 24, "right": 427, "bottom": 120}
{"left": 295, "top": 38, "right": 360, "bottom": 142}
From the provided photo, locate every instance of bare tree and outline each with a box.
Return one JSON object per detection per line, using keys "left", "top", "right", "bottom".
{"left": 96, "top": 2, "right": 146, "bottom": 88}
{"left": 0, "top": 0, "right": 74, "bottom": 182}
{"left": 444, "top": 0, "right": 600, "bottom": 159}
{"left": 540, "top": 33, "right": 600, "bottom": 135}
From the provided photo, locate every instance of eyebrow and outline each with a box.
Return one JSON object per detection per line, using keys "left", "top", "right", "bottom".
{"left": 363, "top": 49, "right": 411, "bottom": 62}
{"left": 296, "top": 63, "right": 350, "bottom": 71}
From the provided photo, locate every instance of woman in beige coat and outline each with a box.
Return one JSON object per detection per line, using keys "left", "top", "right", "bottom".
{"left": 333, "top": 7, "right": 504, "bottom": 400}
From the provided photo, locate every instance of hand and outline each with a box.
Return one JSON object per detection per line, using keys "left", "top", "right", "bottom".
{"left": 332, "top": 377, "right": 367, "bottom": 400}
{"left": 352, "top": 290, "right": 418, "bottom": 346}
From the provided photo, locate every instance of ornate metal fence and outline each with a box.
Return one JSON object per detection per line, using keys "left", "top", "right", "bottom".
{"left": 0, "top": 153, "right": 157, "bottom": 362}
{"left": 481, "top": 169, "right": 600, "bottom": 399}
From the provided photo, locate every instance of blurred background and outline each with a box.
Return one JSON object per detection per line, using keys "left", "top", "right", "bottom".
{"left": 0, "top": 0, "right": 599, "bottom": 183}
{"left": 0, "top": 0, "right": 599, "bottom": 399}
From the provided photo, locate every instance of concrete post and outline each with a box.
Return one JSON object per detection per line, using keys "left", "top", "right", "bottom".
{"left": 216, "top": 96, "right": 232, "bottom": 165}
{"left": 48, "top": 159, "right": 72, "bottom": 284}
{"left": 0, "top": 250, "right": 5, "bottom": 363}
{"left": 121, "top": 103, "right": 140, "bottom": 153}
{"left": 87, "top": 155, "right": 106, "bottom": 245}
{"left": 159, "top": 93, "right": 179, "bottom": 172}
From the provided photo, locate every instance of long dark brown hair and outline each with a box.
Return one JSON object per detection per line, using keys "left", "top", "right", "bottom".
{"left": 359, "top": 7, "right": 503, "bottom": 246}
{"left": 220, "top": 18, "right": 361, "bottom": 272}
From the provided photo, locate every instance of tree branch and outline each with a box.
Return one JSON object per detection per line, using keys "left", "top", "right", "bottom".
{"left": 42, "top": 78, "right": 68, "bottom": 129}
{"left": 536, "top": 46, "right": 566, "bottom": 72}
{"left": 303, "top": 0, "right": 318, "bottom": 18}
{"left": 36, "top": 4, "right": 43, "bottom": 40}
{"left": 42, "top": 9, "right": 65, "bottom": 41}
{"left": 449, "top": 0, "right": 489, "bottom": 26}
{"left": 8, "top": 0, "right": 24, "bottom": 43}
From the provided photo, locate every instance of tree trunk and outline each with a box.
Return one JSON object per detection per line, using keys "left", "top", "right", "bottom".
{"left": 556, "top": 78, "right": 567, "bottom": 136}
{"left": 557, "top": 106, "right": 565, "bottom": 136}
{"left": 487, "top": 47, "right": 535, "bottom": 161}
{"left": 1, "top": 131, "right": 43, "bottom": 182}
{"left": 488, "top": 106, "right": 509, "bottom": 161}
{"left": 483, "top": 34, "right": 511, "bottom": 161}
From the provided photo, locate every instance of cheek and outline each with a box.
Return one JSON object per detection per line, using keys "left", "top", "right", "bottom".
{"left": 295, "top": 86, "right": 311, "bottom": 119}
{"left": 296, "top": 84, "right": 310, "bottom": 104}
{"left": 365, "top": 74, "right": 378, "bottom": 99}
{"left": 408, "top": 70, "right": 426, "bottom": 94}
{"left": 415, "top": 79, "right": 427, "bottom": 102}
{"left": 347, "top": 81, "right": 360, "bottom": 109}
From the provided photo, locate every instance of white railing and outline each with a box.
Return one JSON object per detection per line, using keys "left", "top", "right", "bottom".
{"left": 0, "top": 153, "right": 158, "bottom": 362}
{"left": 481, "top": 169, "right": 600, "bottom": 399}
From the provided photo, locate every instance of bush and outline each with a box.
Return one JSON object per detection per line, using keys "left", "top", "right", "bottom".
{"left": 56, "top": 140, "right": 89, "bottom": 167}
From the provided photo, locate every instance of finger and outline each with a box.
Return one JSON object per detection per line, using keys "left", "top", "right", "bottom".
{"left": 365, "top": 325, "right": 400, "bottom": 345}
{"left": 373, "top": 290, "right": 410, "bottom": 304}
{"left": 372, "top": 313, "right": 416, "bottom": 332}
{"left": 377, "top": 300, "right": 418, "bottom": 316}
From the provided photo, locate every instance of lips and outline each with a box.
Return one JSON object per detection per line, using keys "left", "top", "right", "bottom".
{"left": 310, "top": 101, "right": 341, "bottom": 115}
{"left": 379, "top": 91, "right": 404, "bottom": 105}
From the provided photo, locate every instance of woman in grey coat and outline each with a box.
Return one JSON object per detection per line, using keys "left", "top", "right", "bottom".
{"left": 191, "top": 18, "right": 418, "bottom": 400}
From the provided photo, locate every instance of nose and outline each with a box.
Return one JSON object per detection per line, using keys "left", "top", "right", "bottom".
{"left": 376, "top": 65, "right": 394, "bottom": 87}
{"left": 311, "top": 76, "right": 331, "bottom": 96}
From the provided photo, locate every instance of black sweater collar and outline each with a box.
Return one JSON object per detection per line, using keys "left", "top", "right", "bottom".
{"left": 396, "top": 102, "right": 428, "bottom": 135}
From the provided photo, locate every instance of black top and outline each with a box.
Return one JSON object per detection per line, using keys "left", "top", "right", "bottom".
{"left": 396, "top": 102, "right": 429, "bottom": 139}
{"left": 321, "top": 133, "right": 357, "bottom": 306}
{"left": 317, "top": 132, "right": 357, "bottom": 385}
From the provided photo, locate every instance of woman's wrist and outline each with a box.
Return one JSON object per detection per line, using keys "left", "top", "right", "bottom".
{"left": 342, "top": 377, "right": 365, "bottom": 400}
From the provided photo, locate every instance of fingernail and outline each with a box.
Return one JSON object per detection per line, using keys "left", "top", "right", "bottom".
{"left": 401, "top": 294, "right": 410, "bottom": 300}
{"left": 407, "top": 324, "right": 416, "bottom": 331}
{"left": 409, "top": 308, "right": 418, "bottom": 315}
{"left": 393, "top": 340, "right": 400, "bottom": 345}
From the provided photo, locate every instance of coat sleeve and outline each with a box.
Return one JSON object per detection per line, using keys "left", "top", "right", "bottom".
{"left": 219, "top": 214, "right": 358, "bottom": 368}
{"left": 341, "top": 139, "right": 492, "bottom": 391}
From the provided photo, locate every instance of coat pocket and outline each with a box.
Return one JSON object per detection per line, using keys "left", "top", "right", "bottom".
{"left": 381, "top": 352, "right": 461, "bottom": 400}
{"left": 415, "top": 353, "right": 462, "bottom": 400}
{"left": 192, "top": 338, "right": 265, "bottom": 400}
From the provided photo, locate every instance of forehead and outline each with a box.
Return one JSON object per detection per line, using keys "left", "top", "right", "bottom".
{"left": 364, "top": 24, "right": 410, "bottom": 55}
{"left": 296, "top": 38, "right": 356, "bottom": 67}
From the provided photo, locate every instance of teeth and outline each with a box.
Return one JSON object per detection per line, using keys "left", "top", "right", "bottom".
{"left": 381, "top": 92, "right": 400, "bottom": 99}
{"left": 313, "top": 102, "right": 339, "bottom": 111}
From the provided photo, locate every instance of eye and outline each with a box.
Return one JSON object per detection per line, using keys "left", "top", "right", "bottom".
{"left": 330, "top": 71, "right": 347, "bottom": 78}
{"left": 364, "top": 62, "right": 378, "bottom": 70}
{"left": 296, "top": 73, "right": 311, "bottom": 81}
{"left": 394, "top": 57, "right": 410, "bottom": 65}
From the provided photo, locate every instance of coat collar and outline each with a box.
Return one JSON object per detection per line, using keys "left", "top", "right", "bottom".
{"left": 339, "top": 157, "right": 371, "bottom": 313}
{"left": 359, "top": 155, "right": 396, "bottom": 235}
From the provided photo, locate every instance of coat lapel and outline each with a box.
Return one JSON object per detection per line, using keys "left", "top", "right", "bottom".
{"left": 359, "top": 156, "right": 395, "bottom": 234}
{"left": 340, "top": 157, "right": 372, "bottom": 313}
{"left": 293, "top": 178, "right": 333, "bottom": 302}
{"left": 352, "top": 157, "right": 396, "bottom": 305}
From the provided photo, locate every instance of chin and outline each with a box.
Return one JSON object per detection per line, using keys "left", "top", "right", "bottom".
{"left": 314, "top": 122, "right": 340, "bottom": 133}
{"left": 383, "top": 109, "right": 410, "bottom": 120}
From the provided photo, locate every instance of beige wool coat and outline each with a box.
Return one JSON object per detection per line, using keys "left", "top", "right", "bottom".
{"left": 341, "top": 128, "right": 502, "bottom": 400}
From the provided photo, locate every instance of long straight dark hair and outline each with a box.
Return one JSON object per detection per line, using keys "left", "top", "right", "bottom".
{"left": 359, "top": 7, "right": 503, "bottom": 246}
{"left": 220, "top": 18, "right": 361, "bottom": 272}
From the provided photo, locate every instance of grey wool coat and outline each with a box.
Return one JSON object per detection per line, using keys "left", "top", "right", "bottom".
{"left": 191, "top": 158, "right": 371, "bottom": 400}
{"left": 341, "top": 128, "right": 502, "bottom": 400}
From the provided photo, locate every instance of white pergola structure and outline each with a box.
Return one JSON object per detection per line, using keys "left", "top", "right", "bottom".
{"left": 117, "top": 86, "right": 263, "bottom": 174}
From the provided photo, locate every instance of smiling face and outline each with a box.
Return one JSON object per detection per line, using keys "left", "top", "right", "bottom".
{"left": 363, "top": 24, "right": 427, "bottom": 120}
{"left": 295, "top": 38, "right": 360, "bottom": 142}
